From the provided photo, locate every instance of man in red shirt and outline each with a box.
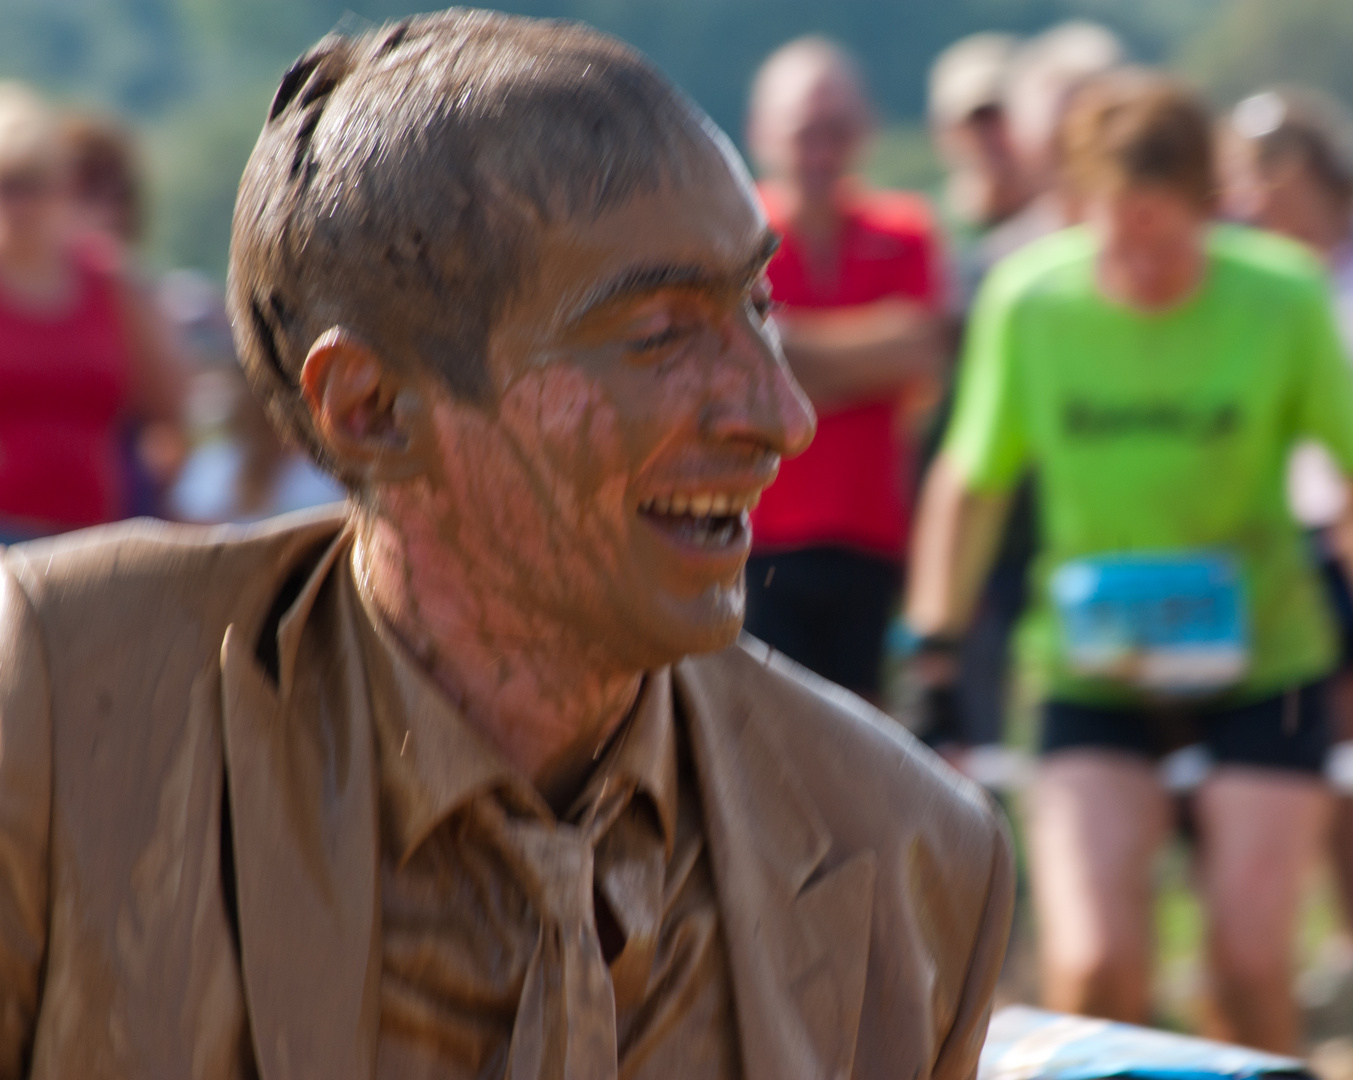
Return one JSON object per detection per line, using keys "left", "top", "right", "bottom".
{"left": 746, "top": 37, "right": 946, "bottom": 699}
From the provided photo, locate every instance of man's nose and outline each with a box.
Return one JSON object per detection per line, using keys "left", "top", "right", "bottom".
{"left": 702, "top": 314, "right": 816, "bottom": 458}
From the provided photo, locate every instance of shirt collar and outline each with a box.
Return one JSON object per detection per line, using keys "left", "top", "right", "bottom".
{"left": 343, "top": 550, "right": 679, "bottom": 865}
{"left": 569, "top": 667, "right": 680, "bottom": 860}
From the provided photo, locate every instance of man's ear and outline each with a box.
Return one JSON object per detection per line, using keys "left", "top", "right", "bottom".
{"left": 300, "top": 328, "right": 433, "bottom": 483}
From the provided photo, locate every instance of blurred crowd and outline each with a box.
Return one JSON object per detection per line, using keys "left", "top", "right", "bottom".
{"left": 0, "top": 81, "right": 341, "bottom": 545}
{"left": 4, "top": 13, "right": 1353, "bottom": 1058}
{"left": 739, "top": 19, "right": 1353, "bottom": 1059}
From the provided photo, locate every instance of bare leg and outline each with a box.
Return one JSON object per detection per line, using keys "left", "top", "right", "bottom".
{"left": 1195, "top": 767, "right": 1331, "bottom": 1053}
{"left": 1327, "top": 670, "right": 1353, "bottom": 927}
{"left": 1028, "top": 750, "right": 1170, "bottom": 1023}
{"left": 1333, "top": 793, "right": 1353, "bottom": 927}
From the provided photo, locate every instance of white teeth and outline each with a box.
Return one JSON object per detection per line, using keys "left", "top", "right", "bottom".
{"left": 640, "top": 488, "right": 766, "bottom": 517}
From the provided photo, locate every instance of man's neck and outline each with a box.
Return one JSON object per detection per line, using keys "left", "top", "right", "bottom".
{"left": 353, "top": 510, "right": 644, "bottom": 814}
{"left": 1310, "top": 216, "right": 1353, "bottom": 266}
{"left": 777, "top": 182, "right": 850, "bottom": 288}
{"left": 779, "top": 184, "right": 845, "bottom": 246}
{"left": 0, "top": 242, "right": 73, "bottom": 311}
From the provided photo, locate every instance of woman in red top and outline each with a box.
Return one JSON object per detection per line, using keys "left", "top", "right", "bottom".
{"left": 0, "top": 83, "right": 182, "bottom": 541}
{"left": 743, "top": 38, "right": 945, "bottom": 700}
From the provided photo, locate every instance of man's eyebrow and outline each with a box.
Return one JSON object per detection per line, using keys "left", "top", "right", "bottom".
{"left": 566, "top": 229, "right": 782, "bottom": 324}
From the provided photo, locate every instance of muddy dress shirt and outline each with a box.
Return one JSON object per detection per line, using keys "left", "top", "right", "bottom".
{"left": 351, "top": 573, "right": 741, "bottom": 1080}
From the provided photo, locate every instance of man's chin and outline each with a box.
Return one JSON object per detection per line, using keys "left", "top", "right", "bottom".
{"left": 618, "top": 579, "right": 746, "bottom": 668}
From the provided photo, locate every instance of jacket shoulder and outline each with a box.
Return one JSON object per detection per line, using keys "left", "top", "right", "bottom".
{"left": 680, "top": 639, "right": 1014, "bottom": 1076}
{"left": 2, "top": 505, "right": 347, "bottom": 645}
{"left": 685, "top": 637, "right": 1003, "bottom": 847}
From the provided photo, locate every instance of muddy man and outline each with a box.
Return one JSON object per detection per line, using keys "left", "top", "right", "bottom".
{"left": 0, "top": 10, "right": 1011, "bottom": 1079}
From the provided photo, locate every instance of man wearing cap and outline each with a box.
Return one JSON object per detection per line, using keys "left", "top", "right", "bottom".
{"left": 929, "top": 32, "right": 1030, "bottom": 305}
{"left": 0, "top": 11, "right": 1011, "bottom": 1080}
{"left": 982, "top": 21, "right": 1125, "bottom": 266}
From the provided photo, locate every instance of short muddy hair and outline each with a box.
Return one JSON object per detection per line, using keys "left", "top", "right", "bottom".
{"left": 228, "top": 9, "right": 713, "bottom": 478}
{"left": 1062, "top": 71, "right": 1216, "bottom": 210}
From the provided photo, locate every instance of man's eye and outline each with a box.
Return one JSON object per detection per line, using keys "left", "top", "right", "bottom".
{"left": 626, "top": 325, "right": 687, "bottom": 353}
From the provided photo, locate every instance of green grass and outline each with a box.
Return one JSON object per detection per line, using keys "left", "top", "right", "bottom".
{"left": 1154, "top": 840, "right": 1206, "bottom": 1032}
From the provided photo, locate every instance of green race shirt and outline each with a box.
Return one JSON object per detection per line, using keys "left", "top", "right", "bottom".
{"left": 944, "top": 224, "right": 1353, "bottom": 704}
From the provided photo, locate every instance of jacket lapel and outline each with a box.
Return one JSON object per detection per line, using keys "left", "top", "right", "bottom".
{"left": 676, "top": 657, "right": 875, "bottom": 1080}
{"left": 220, "top": 532, "right": 381, "bottom": 1080}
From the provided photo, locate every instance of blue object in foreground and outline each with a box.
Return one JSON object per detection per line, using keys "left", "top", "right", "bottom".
{"left": 978, "top": 1007, "right": 1311, "bottom": 1080}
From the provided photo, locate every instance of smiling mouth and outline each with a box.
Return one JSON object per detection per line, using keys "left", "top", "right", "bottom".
{"left": 637, "top": 490, "right": 762, "bottom": 549}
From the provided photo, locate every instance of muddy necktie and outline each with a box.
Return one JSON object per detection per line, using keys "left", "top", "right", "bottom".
{"left": 472, "top": 793, "right": 635, "bottom": 1080}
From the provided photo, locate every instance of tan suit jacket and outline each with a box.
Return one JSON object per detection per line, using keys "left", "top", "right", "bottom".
{"left": 0, "top": 509, "right": 1013, "bottom": 1080}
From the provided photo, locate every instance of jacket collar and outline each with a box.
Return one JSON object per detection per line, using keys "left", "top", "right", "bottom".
{"left": 219, "top": 518, "right": 873, "bottom": 1080}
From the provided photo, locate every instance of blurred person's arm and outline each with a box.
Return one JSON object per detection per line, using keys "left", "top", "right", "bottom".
{"left": 903, "top": 256, "right": 1027, "bottom": 730}
{"left": 775, "top": 297, "right": 945, "bottom": 411}
{"left": 117, "top": 275, "right": 189, "bottom": 487}
{"left": 911, "top": 257, "right": 1030, "bottom": 624}
{"left": 119, "top": 275, "right": 186, "bottom": 424}
{"left": 903, "top": 433, "right": 1016, "bottom": 756}
{"left": 906, "top": 453, "right": 1013, "bottom": 637}
{"left": 1290, "top": 267, "right": 1353, "bottom": 593}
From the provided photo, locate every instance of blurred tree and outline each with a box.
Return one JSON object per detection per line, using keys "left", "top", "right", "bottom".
{"left": 0, "top": 0, "right": 188, "bottom": 113}
{"left": 1179, "top": 0, "right": 1353, "bottom": 110}
{"left": 865, "top": 124, "right": 944, "bottom": 196}
{"left": 0, "top": 0, "right": 1241, "bottom": 277}
{"left": 143, "top": 83, "right": 274, "bottom": 281}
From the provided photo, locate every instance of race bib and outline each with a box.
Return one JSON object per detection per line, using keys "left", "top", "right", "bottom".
{"left": 1049, "top": 552, "right": 1249, "bottom": 694}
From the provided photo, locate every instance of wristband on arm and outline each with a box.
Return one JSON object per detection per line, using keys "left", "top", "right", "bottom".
{"left": 890, "top": 623, "right": 965, "bottom": 747}
{"left": 888, "top": 621, "right": 963, "bottom": 662}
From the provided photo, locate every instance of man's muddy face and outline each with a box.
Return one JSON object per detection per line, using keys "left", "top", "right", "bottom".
{"left": 418, "top": 143, "right": 815, "bottom": 667}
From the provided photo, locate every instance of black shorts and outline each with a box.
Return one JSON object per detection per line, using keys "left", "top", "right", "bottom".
{"left": 744, "top": 546, "right": 900, "bottom": 696}
{"left": 1041, "top": 681, "right": 1330, "bottom": 775}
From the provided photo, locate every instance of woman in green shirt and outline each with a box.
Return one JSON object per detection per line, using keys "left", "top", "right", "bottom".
{"left": 907, "top": 72, "right": 1353, "bottom": 1051}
